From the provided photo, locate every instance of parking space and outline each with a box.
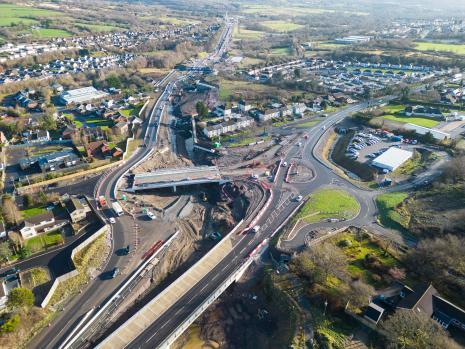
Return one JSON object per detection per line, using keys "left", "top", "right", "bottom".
{"left": 346, "top": 128, "right": 421, "bottom": 166}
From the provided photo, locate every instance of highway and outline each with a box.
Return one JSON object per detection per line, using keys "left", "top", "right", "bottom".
{"left": 94, "top": 102, "right": 379, "bottom": 349}
{"left": 29, "top": 19, "right": 236, "bottom": 349}
{"left": 30, "top": 17, "right": 439, "bottom": 349}
{"left": 98, "top": 94, "right": 440, "bottom": 348}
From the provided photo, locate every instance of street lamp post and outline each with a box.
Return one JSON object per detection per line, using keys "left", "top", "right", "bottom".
{"left": 323, "top": 299, "right": 328, "bottom": 316}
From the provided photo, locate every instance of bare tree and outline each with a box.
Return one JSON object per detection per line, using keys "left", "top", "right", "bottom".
{"left": 383, "top": 309, "right": 461, "bottom": 349}
{"left": 2, "top": 195, "right": 21, "bottom": 226}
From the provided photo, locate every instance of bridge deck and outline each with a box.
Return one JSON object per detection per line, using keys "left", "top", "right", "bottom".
{"left": 132, "top": 166, "right": 222, "bottom": 190}
{"left": 97, "top": 235, "right": 235, "bottom": 348}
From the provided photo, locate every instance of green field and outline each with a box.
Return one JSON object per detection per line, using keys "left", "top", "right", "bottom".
{"left": 233, "top": 25, "right": 263, "bottom": 41}
{"left": 242, "top": 5, "right": 334, "bottom": 16}
{"left": 313, "top": 41, "right": 347, "bottom": 50}
{"left": 0, "top": 4, "right": 62, "bottom": 28}
{"left": 269, "top": 47, "right": 292, "bottom": 56}
{"left": 261, "top": 20, "right": 304, "bottom": 32}
{"left": 382, "top": 114, "right": 440, "bottom": 128}
{"left": 376, "top": 192, "right": 410, "bottom": 231}
{"left": 415, "top": 42, "right": 465, "bottom": 55}
{"left": 30, "top": 28, "right": 72, "bottom": 38}
{"left": 0, "top": 17, "right": 39, "bottom": 27}
{"left": 77, "top": 23, "right": 126, "bottom": 32}
{"left": 295, "top": 188, "right": 360, "bottom": 224}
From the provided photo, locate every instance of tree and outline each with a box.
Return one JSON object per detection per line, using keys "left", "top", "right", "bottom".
{"left": 344, "top": 280, "right": 375, "bottom": 310}
{"left": 0, "top": 314, "right": 20, "bottom": 334}
{"left": 383, "top": 309, "right": 461, "bottom": 349}
{"left": 195, "top": 101, "right": 208, "bottom": 118}
{"left": 292, "top": 243, "right": 348, "bottom": 283}
{"left": 7, "top": 288, "right": 34, "bottom": 310}
{"left": 2, "top": 195, "right": 21, "bottom": 226}
{"left": 106, "top": 74, "right": 122, "bottom": 89}
{"left": 38, "top": 113, "right": 57, "bottom": 131}
{"left": 8, "top": 232, "right": 23, "bottom": 254}
{"left": 38, "top": 191, "right": 48, "bottom": 206}
{"left": 0, "top": 242, "right": 12, "bottom": 263}
{"left": 23, "top": 194, "right": 34, "bottom": 208}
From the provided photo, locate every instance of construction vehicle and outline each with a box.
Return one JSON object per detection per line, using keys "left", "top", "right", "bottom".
{"left": 98, "top": 196, "right": 107, "bottom": 208}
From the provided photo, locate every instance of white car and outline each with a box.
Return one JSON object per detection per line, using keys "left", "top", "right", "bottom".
{"left": 109, "top": 217, "right": 116, "bottom": 224}
{"left": 252, "top": 225, "right": 260, "bottom": 233}
{"left": 296, "top": 195, "right": 303, "bottom": 202}
{"left": 147, "top": 211, "right": 156, "bottom": 220}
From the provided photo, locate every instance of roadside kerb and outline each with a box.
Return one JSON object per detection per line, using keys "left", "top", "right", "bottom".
{"left": 60, "top": 231, "right": 181, "bottom": 349}
{"left": 247, "top": 188, "right": 273, "bottom": 230}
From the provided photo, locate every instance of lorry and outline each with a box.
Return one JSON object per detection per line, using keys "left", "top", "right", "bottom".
{"left": 98, "top": 196, "right": 107, "bottom": 208}
{"left": 112, "top": 202, "right": 124, "bottom": 216}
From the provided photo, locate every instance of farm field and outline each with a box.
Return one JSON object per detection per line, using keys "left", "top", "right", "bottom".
{"left": 30, "top": 28, "right": 73, "bottom": 38}
{"left": 382, "top": 114, "right": 440, "bottom": 128}
{"left": 77, "top": 23, "right": 126, "bottom": 32}
{"left": 0, "top": 3, "right": 62, "bottom": 29}
{"left": 415, "top": 42, "right": 465, "bottom": 55}
{"left": 242, "top": 5, "right": 334, "bottom": 15}
{"left": 233, "top": 25, "right": 263, "bottom": 41}
{"left": 295, "top": 188, "right": 360, "bottom": 224}
{"left": 269, "top": 47, "right": 292, "bottom": 56}
{"left": 261, "top": 20, "right": 304, "bottom": 32}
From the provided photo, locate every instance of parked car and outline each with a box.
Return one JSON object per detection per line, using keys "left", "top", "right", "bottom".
{"left": 111, "top": 267, "right": 120, "bottom": 278}
{"left": 109, "top": 217, "right": 116, "bottom": 224}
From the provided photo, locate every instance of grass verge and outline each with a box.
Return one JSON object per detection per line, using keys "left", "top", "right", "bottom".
{"left": 48, "top": 234, "right": 109, "bottom": 307}
{"left": 295, "top": 188, "right": 360, "bottom": 224}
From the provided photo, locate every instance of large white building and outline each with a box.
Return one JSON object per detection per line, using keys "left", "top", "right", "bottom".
{"left": 60, "top": 87, "right": 108, "bottom": 105}
{"left": 335, "top": 35, "right": 372, "bottom": 44}
{"left": 404, "top": 123, "right": 450, "bottom": 141}
{"left": 372, "top": 147, "right": 413, "bottom": 171}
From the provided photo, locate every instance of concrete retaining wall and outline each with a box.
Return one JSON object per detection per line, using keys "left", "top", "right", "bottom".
{"left": 41, "top": 223, "right": 110, "bottom": 308}
{"left": 71, "top": 224, "right": 109, "bottom": 261}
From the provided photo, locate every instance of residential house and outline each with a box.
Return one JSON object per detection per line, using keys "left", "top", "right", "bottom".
{"left": 65, "top": 197, "right": 88, "bottom": 223}
{"left": 257, "top": 108, "right": 281, "bottom": 122}
{"left": 203, "top": 117, "right": 254, "bottom": 139}
{"left": 405, "top": 105, "right": 443, "bottom": 119}
{"left": 85, "top": 141, "right": 111, "bottom": 158}
{"left": 19, "top": 211, "right": 56, "bottom": 239}
{"left": 22, "top": 130, "right": 50, "bottom": 144}
{"left": 112, "top": 147, "right": 124, "bottom": 158}
{"left": 0, "top": 131, "right": 8, "bottom": 145}
{"left": 0, "top": 274, "right": 20, "bottom": 309}
{"left": 238, "top": 100, "right": 252, "bottom": 113}
{"left": 0, "top": 221, "right": 5, "bottom": 239}
{"left": 292, "top": 103, "right": 307, "bottom": 116}
{"left": 112, "top": 121, "right": 129, "bottom": 136}
{"left": 364, "top": 283, "right": 465, "bottom": 333}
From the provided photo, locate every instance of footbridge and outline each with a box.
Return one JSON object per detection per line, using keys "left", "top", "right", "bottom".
{"left": 128, "top": 166, "right": 225, "bottom": 192}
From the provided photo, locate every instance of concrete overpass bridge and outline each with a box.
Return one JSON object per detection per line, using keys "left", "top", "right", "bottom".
{"left": 128, "top": 166, "right": 226, "bottom": 192}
